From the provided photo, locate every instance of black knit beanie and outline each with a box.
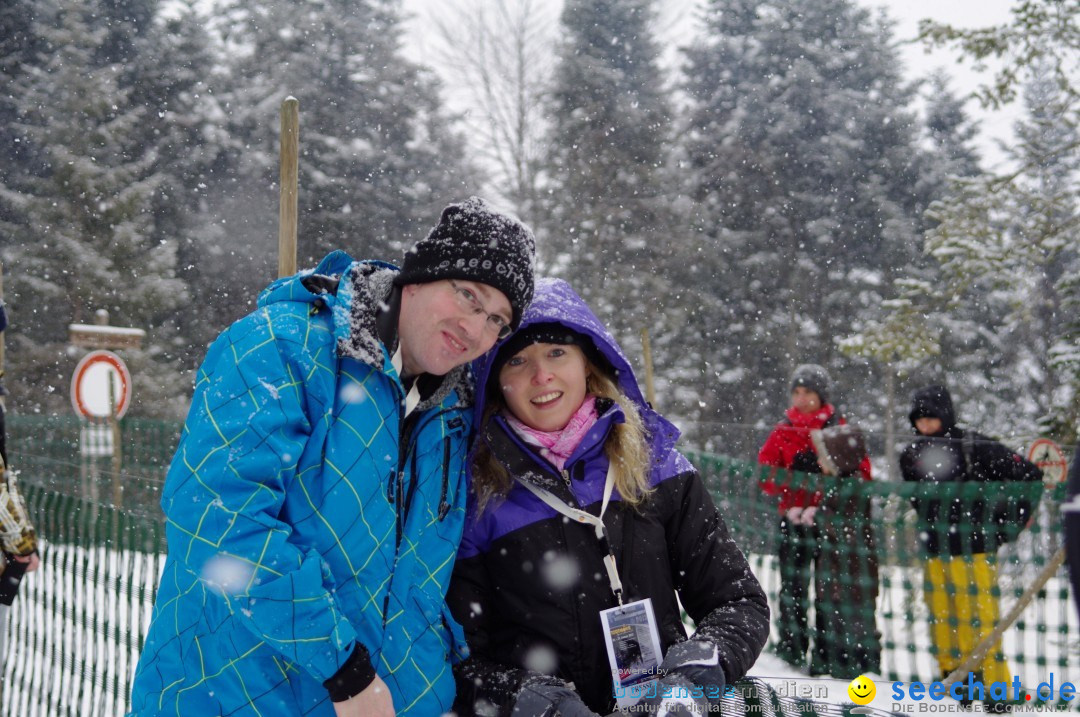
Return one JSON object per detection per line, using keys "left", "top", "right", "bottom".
{"left": 790, "top": 363, "right": 831, "bottom": 404}
{"left": 394, "top": 197, "right": 536, "bottom": 329}
{"left": 488, "top": 323, "right": 609, "bottom": 392}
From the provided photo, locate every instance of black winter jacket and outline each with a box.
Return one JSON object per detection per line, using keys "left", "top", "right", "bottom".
{"left": 900, "top": 386, "right": 1042, "bottom": 556}
{"left": 1065, "top": 444, "right": 1080, "bottom": 624}
{"left": 450, "top": 279, "right": 769, "bottom": 715}
{"left": 448, "top": 410, "right": 769, "bottom": 716}
{"left": 902, "top": 386, "right": 1045, "bottom": 552}
{"left": 900, "top": 426, "right": 1041, "bottom": 555}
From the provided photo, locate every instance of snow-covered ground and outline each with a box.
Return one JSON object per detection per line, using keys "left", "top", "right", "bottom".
{"left": 745, "top": 551, "right": 1080, "bottom": 715}
{"left": 2, "top": 541, "right": 1076, "bottom": 716}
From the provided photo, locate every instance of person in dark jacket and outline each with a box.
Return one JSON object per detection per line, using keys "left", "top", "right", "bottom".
{"left": 757, "top": 365, "right": 878, "bottom": 677}
{"left": 1065, "top": 445, "right": 1080, "bottom": 624}
{"left": 899, "top": 384, "right": 1042, "bottom": 709}
{"left": 448, "top": 279, "right": 769, "bottom": 717}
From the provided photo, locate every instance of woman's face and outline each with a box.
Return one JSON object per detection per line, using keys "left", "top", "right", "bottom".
{"left": 790, "top": 386, "right": 822, "bottom": 414}
{"left": 498, "top": 342, "right": 589, "bottom": 432}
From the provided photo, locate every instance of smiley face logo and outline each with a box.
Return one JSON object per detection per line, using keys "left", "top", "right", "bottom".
{"left": 848, "top": 675, "right": 876, "bottom": 705}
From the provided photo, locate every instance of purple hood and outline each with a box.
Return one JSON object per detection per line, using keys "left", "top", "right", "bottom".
{"left": 472, "top": 278, "right": 679, "bottom": 456}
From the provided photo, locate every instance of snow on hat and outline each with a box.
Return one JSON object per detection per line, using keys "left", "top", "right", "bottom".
{"left": 395, "top": 197, "right": 536, "bottom": 329}
{"left": 790, "top": 363, "right": 831, "bottom": 404}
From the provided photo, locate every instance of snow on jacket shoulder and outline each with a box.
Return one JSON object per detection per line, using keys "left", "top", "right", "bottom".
{"left": 448, "top": 278, "right": 769, "bottom": 716}
{"left": 129, "top": 251, "right": 472, "bottom": 717}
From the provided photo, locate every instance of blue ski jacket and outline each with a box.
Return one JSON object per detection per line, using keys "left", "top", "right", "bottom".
{"left": 129, "top": 250, "right": 471, "bottom": 716}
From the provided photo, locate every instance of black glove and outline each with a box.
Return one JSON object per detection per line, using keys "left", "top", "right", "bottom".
{"left": 513, "top": 682, "right": 600, "bottom": 717}
{"left": 791, "top": 449, "right": 822, "bottom": 475}
{"left": 660, "top": 640, "right": 726, "bottom": 704}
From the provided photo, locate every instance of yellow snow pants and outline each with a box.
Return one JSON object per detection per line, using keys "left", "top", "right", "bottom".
{"left": 924, "top": 553, "right": 1010, "bottom": 683}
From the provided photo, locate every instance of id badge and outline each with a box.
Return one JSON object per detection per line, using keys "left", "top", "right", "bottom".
{"left": 599, "top": 598, "right": 663, "bottom": 710}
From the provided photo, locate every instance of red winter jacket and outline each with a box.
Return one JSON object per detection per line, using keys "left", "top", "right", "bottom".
{"left": 757, "top": 404, "right": 872, "bottom": 514}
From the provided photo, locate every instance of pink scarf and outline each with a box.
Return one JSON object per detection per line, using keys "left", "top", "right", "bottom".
{"left": 505, "top": 395, "right": 599, "bottom": 470}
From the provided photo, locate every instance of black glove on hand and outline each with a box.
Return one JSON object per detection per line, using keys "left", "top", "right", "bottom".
{"left": 513, "top": 682, "right": 600, "bottom": 717}
{"left": 660, "top": 640, "right": 726, "bottom": 704}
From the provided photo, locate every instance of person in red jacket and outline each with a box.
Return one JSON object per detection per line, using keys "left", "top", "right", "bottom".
{"left": 758, "top": 364, "right": 878, "bottom": 677}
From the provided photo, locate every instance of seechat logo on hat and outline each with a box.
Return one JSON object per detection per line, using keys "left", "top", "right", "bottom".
{"left": 849, "top": 675, "right": 877, "bottom": 705}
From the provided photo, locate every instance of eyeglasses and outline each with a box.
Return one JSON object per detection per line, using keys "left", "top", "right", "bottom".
{"left": 449, "top": 280, "right": 512, "bottom": 339}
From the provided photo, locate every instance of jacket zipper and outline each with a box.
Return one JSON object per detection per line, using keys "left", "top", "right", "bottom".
{"left": 439, "top": 436, "right": 453, "bottom": 520}
{"left": 384, "top": 383, "right": 412, "bottom": 623}
{"left": 382, "top": 404, "right": 462, "bottom": 623}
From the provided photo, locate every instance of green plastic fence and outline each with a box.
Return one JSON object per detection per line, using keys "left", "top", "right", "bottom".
{"left": 0, "top": 416, "right": 1075, "bottom": 715}
{"left": 691, "top": 452, "right": 1078, "bottom": 710}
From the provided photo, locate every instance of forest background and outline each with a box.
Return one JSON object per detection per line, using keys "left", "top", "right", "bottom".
{"left": 0, "top": 0, "right": 1076, "bottom": 473}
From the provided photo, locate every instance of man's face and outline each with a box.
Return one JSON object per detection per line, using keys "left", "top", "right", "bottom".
{"left": 915, "top": 416, "right": 943, "bottom": 436}
{"left": 398, "top": 279, "right": 512, "bottom": 378}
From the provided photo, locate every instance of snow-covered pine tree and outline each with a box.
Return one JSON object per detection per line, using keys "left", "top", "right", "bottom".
{"left": 1, "top": 0, "right": 189, "bottom": 416}
{"left": 541, "top": 0, "right": 676, "bottom": 342}
{"left": 839, "top": 75, "right": 985, "bottom": 473}
{"left": 924, "top": 69, "right": 1079, "bottom": 441}
{"left": 0, "top": 0, "right": 47, "bottom": 242}
{"left": 119, "top": 0, "right": 233, "bottom": 376}
{"left": 914, "top": 0, "right": 1079, "bottom": 442}
{"left": 917, "top": 0, "right": 1078, "bottom": 111}
{"left": 210, "top": 0, "right": 478, "bottom": 279}
{"left": 679, "top": 0, "right": 936, "bottom": 451}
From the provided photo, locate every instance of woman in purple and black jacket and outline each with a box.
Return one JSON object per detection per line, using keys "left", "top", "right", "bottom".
{"left": 448, "top": 278, "right": 769, "bottom": 717}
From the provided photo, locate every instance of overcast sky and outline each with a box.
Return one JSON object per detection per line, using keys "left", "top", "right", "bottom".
{"left": 400, "top": 0, "right": 1023, "bottom": 170}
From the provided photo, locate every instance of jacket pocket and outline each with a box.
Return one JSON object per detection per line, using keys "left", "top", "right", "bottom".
{"left": 405, "top": 583, "right": 468, "bottom": 667}
{"left": 441, "top": 599, "right": 470, "bottom": 664}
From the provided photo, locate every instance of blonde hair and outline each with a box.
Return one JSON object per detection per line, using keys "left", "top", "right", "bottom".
{"left": 472, "top": 356, "right": 654, "bottom": 514}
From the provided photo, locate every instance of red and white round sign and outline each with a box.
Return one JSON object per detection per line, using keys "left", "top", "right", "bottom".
{"left": 1027, "top": 438, "right": 1067, "bottom": 484}
{"left": 71, "top": 350, "right": 132, "bottom": 419}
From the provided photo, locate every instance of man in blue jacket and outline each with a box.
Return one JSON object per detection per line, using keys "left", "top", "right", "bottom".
{"left": 129, "top": 197, "right": 535, "bottom": 717}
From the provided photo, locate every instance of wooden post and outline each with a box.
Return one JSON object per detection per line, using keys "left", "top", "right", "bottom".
{"left": 278, "top": 97, "right": 300, "bottom": 278}
{"left": 640, "top": 328, "right": 656, "bottom": 407}
{"left": 109, "top": 379, "right": 122, "bottom": 508}
{"left": 884, "top": 369, "right": 896, "bottom": 482}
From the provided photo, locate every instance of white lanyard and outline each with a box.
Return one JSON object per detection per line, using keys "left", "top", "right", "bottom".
{"left": 514, "top": 465, "right": 624, "bottom": 605}
{"left": 390, "top": 346, "right": 420, "bottom": 418}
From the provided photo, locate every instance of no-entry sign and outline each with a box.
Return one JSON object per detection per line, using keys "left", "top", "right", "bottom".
{"left": 71, "top": 350, "right": 131, "bottom": 419}
{"left": 1027, "top": 438, "right": 1067, "bottom": 484}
